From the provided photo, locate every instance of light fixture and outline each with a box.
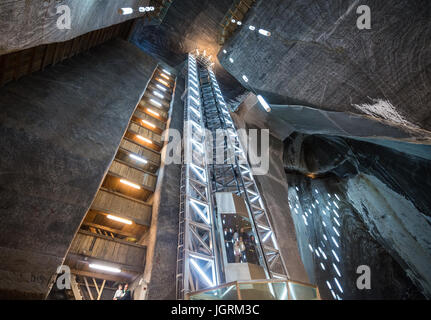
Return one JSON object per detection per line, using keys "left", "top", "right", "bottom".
{"left": 160, "top": 73, "right": 170, "bottom": 80}
{"left": 120, "top": 179, "right": 141, "bottom": 189}
{"left": 258, "top": 29, "right": 271, "bottom": 36}
{"left": 147, "top": 108, "right": 160, "bottom": 117}
{"left": 231, "top": 18, "right": 236, "bottom": 23}
{"left": 190, "top": 259, "right": 214, "bottom": 287}
{"left": 229, "top": 57, "right": 234, "bottom": 63}
{"left": 242, "top": 75, "right": 249, "bottom": 82}
{"left": 136, "top": 135, "right": 153, "bottom": 144}
{"left": 156, "top": 84, "right": 167, "bottom": 92}
{"left": 129, "top": 154, "right": 148, "bottom": 164}
{"left": 153, "top": 91, "right": 164, "bottom": 99}
{"left": 107, "top": 215, "right": 133, "bottom": 225}
{"left": 237, "top": 21, "right": 242, "bottom": 25}
{"left": 150, "top": 99, "right": 162, "bottom": 107}
{"left": 89, "top": 264, "right": 121, "bottom": 273}
{"left": 223, "top": 49, "right": 227, "bottom": 54}
{"left": 156, "top": 78, "right": 169, "bottom": 87}
{"left": 142, "top": 119, "right": 156, "bottom": 128}
{"left": 118, "top": 8, "right": 133, "bottom": 15}
{"left": 162, "top": 69, "right": 171, "bottom": 75}
{"left": 257, "top": 95, "right": 271, "bottom": 112}
{"left": 249, "top": 25, "right": 256, "bottom": 31}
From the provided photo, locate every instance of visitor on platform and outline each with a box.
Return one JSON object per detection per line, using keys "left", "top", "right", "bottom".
{"left": 113, "top": 284, "right": 123, "bottom": 300}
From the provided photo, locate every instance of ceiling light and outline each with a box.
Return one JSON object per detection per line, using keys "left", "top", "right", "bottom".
{"left": 89, "top": 264, "right": 121, "bottom": 273}
{"left": 156, "top": 78, "right": 169, "bottom": 87}
{"left": 147, "top": 108, "right": 160, "bottom": 117}
{"left": 258, "top": 29, "right": 271, "bottom": 36}
{"left": 237, "top": 21, "right": 242, "bottom": 25}
{"left": 242, "top": 75, "right": 249, "bottom": 82}
{"left": 120, "top": 179, "right": 141, "bottom": 189}
{"left": 223, "top": 49, "right": 227, "bottom": 54}
{"left": 249, "top": 25, "right": 256, "bottom": 31}
{"left": 153, "top": 91, "right": 164, "bottom": 99}
{"left": 229, "top": 57, "right": 234, "bottom": 63}
{"left": 129, "top": 154, "right": 148, "bottom": 164}
{"left": 160, "top": 73, "right": 170, "bottom": 80}
{"left": 162, "top": 69, "right": 171, "bottom": 75}
{"left": 136, "top": 135, "right": 153, "bottom": 144}
{"left": 107, "top": 215, "right": 133, "bottom": 225}
{"left": 257, "top": 95, "right": 271, "bottom": 112}
{"left": 142, "top": 119, "right": 156, "bottom": 128}
{"left": 119, "top": 8, "right": 133, "bottom": 15}
{"left": 150, "top": 99, "right": 162, "bottom": 107}
{"left": 231, "top": 19, "right": 236, "bottom": 23}
{"left": 156, "top": 84, "right": 167, "bottom": 92}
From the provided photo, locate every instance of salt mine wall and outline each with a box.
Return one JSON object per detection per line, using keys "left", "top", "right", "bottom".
{"left": 0, "top": 39, "right": 157, "bottom": 299}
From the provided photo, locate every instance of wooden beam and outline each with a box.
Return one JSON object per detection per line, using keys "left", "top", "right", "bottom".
{"left": 67, "top": 253, "right": 145, "bottom": 274}
{"left": 83, "top": 277, "right": 94, "bottom": 300}
{"left": 77, "top": 229, "right": 146, "bottom": 249}
{"left": 82, "top": 221, "right": 139, "bottom": 239}
{"left": 70, "top": 274, "right": 83, "bottom": 300}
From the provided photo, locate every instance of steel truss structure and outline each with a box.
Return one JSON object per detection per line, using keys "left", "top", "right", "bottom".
{"left": 177, "top": 53, "right": 288, "bottom": 300}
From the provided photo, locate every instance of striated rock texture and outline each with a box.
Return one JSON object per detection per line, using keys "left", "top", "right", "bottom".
{"left": 0, "top": 0, "right": 148, "bottom": 54}
{"left": 0, "top": 39, "right": 157, "bottom": 299}
{"left": 130, "top": 0, "right": 246, "bottom": 102}
{"left": 284, "top": 133, "right": 431, "bottom": 299}
{"left": 219, "top": 0, "right": 431, "bottom": 131}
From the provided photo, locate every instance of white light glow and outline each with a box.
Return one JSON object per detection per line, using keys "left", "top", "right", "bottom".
{"left": 156, "top": 84, "right": 167, "bottom": 92}
{"left": 332, "top": 236, "right": 339, "bottom": 248}
{"left": 107, "top": 215, "right": 133, "bottom": 225}
{"left": 231, "top": 18, "right": 236, "bottom": 23}
{"left": 320, "top": 263, "right": 326, "bottom": 270}
{"left": 156, "top": 78, "right": 169, "bottom": 87}
{"left": 333, "top": 263, "right": 341, "bottom": 277}
{"left": 129, "top": 154, "right": 148, "bottom": 164}
{"left": 249, "top": 25, "right": 256, "bottom": 31}
{"left": 120, "top": 179, "right": 141, "bottom": 190}
{"left": 150, "top": 99, "right": 162, "bottom": 107}
{"left": 142, "top": 119, "right": 156, "bottom": 128}
{"left": 258, "top": 29, "right": 271, "bottom": 36}
{"left": 332, "top": 249, "right": 340, "bottom": 262}
{"left": 147, "top": 108, "right": 160, "bottom": 117}
{"left": 223, "top": 49, "right": 227, "bottom": 54}
{"left": 257, "top": 95, "right": 271, "bottom": 112}
{"left": 119, "top": 8, "right": 133, "bottom": 15}
{"left": 136, "top": 135, "right": 153, "bottom": 144}
{"left": 153, "top": 91, "right": 164, "bottom": 99}
{"left": 160, "top": 73, "right": 170, "bottom": 80}
{"left": 237, "top": 21, "right": 242, "bottom": 25}
{"left": 242, "top": 75, "right": 249, "bottom": 82}
{"left": 334, "top": 278, "right": 343, "bottom": 293}
{"left": 90, "top": 264, "right": 121, "bottom": 273}
{"left": 162, "top": 69, "right": 171, "bottom": 75}
{"left": 333, "top": 226, "right": 340, "bottom": 237}
{"left": 335, "top": 194, "right": 340, "bottom": 201}
{"left": 229, "top": 57, "right": 234, "bottom": 63}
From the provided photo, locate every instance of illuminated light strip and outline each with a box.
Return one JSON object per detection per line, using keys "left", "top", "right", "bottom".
{"left": 262, "top": 231, "right": 272, "bottom": 242}
{"left": 190, "top": 96, "right": 201, "bottom": 105}
{"left": 334, "top": 278, "right": 343, "bottom": 293}
{"left": 332, "top": 249, "right": 340, "bottom": 262}
{"left": 257, "top": 95, "right": 271, "bottom": 112}
{"left": 190, "top": 259, "right": 214, "bottom": 287}
{"left": 142, "top": 119, "right": 156, "bottom": 128}
{"left": 90, "top": 264, "right": 121, "bottom": 273}
{"left": 160, "top": 73, "right": 171, "bottom": 80}
{"left": 190, "top": 163, "right": 206, "bottom": 182}
{"left": 323, "top": 234, "right": 328, "bottom": 241}
{"left": 190, "top": 106, "right": 201, "bottom": 118}
{"left": 334, "top": 201, "right": 339, "bottom": 209}
{"left": 156, "top": 84, "right": 167, "bottom": 92}
{"left": 150, "top": 99, "right": 162, "bottom": 107}
{"left": 119, "top": 8, "right": 133, "bottom": 15}
{"left": 107, "top": 214, "right": 133, "bottom": 225}
{"left": 330, "top": 290, "right": 337, "bottom": 299}
{"left": 335, "top": 194, "right": 340, "bottom": 201}
{"left": 162, "top": 69, "right": 171, "bottom": 75}
{"left": 318, "top": 247, "right": 327, "bottom": 259}
{"left": 258, "top": 29, "right": 271, "bottom": 36}
{"left": 129, "top": 154, "right": 148, "bottom": 164}
{"left": 229, "top": 57, "right": 234, "bottom": 63}
{"left": 120, "top": 179, "right": 141, "bottom": 190}
{"left": 331, "top": 236, "right": 339, "bottom": 248}
{"left": 320, "top": 263, "right": 326, "bottom": 270}
{"left": 190, "top": 87, "right": 199, "bottom": 96}
{"left": 249, "top": 25, "right": 256, "bottom": 31}
{"left": 153, "top": 91, "right": 164, "bottom": 99}
{"left": 333, "top": 217, "right": 340, "bottom": 227}
{"left": 333, "top": 226, "right": 340, "bottom": 237}
{"left": 333, "top": 263, "right": 341, "bottom": 277}
{"left": 136, "top": 135, "right": 153, "bottom": 144}
{"left": 326, "top": 281, "right": 332, "bottom": 290}
{"left": 302, "top": 215, "right": 308, "bottom": 226}
{"left": 147, "top": 108, "right": 160, "bottom": 117}
{"left": 156, "top": 78, "right": 169, "bottom": 87}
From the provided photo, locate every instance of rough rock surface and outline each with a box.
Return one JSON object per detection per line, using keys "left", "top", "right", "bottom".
{"left": 0, "top": 0, "right": 148, "bottom": 54}
{"left": 0, "top": 39, "right": 157, "bottom": 299}
{"left": 130, "top": 0, "right": 247, "bottom": 102}
{"left": 219, "top": 0, "right": 431, "bottom": 131}
{"left": 284, "top": 133, "right": 431, "bottom": 299}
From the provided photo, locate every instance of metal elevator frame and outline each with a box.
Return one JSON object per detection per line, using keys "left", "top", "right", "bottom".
{"left": 176, "top": 53, "right": 288, "bottom": 300}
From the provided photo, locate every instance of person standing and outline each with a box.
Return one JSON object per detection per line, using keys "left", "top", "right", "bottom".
{"left": 224, "top": 227, "right": 234, "bottom": 263}
{"left": 120, "top": 283, "right": 132, "bottom": 300}
{"left": 233, "top": 240, "right": 241, "bottom": 263}
{"left": 113, "top": 284, "right": 123, "bottom": 300}
{"left": 239, "top": 236, "right": 247, "bottom": 263}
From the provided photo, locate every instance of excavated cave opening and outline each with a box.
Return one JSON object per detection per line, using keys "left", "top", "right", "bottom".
{"left": 283, "top": 133, "right": 431, "bottom": 300}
